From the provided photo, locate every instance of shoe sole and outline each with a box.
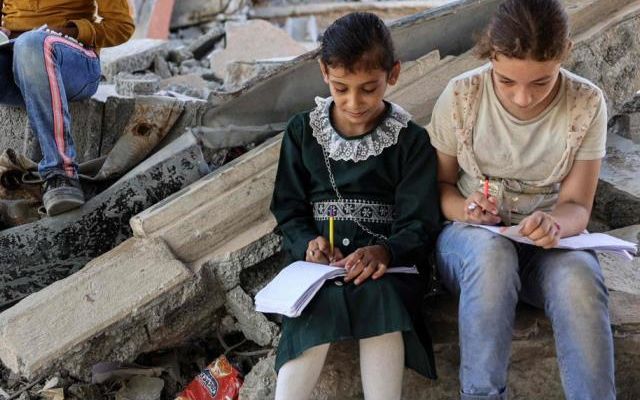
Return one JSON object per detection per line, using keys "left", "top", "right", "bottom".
{"left": 43, "top": 187, "right": 85, "bottom": 216}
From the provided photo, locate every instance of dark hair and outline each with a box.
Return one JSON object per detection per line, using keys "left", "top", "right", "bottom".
{"left": 320, "top": 12, "right": 397, "bottom": 72}
{"left": 475, "top": 0, "right": 570, "bottom": 61}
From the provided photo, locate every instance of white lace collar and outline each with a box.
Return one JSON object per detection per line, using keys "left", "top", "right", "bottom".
{"left": 309, "top": 96, "right": 412, "bottom": 162}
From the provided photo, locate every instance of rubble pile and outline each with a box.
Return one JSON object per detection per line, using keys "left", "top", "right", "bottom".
{"left": 0, "top": 0, "right": 638, "bottom": 399}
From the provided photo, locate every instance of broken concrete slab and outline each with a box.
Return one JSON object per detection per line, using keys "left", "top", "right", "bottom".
{"left": 225, "top": 287, "right": 280, "bottom": 347}
{"left": 566, "top": 0, "right": 640, "bottom": 115}
{"left": 187, "top": 25, "right": 225, "bottom": 60}
{"left": 0, "top": 99, "right": 104, "bottom": 163}
{"left": 93, "top": 96, "right": 184, "bottom": 180}
{"left": 99, "top": 93, "right": 198, "bottom": 159}
{"left": 209, "top": 20, "right": 308, "bottom": 78}
{"left": 0, "top": 238, "right": 191, "bottom": 379}
{"left": 0, "top": 132, "right": 209, "bottom": 306}
{"left": 594, "top": 132, "right": 640, "bottom": 228}
{"left": 100, "top": 40, "right": 171, "bottom": 82}
{"left": 170, "top": 0, "right": 228, "bottom": 29}
{"left": 130, "top": 135, "right": 281, "bottom": 263}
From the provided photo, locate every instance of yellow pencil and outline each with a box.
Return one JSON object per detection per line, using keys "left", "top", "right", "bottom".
{"left": 329, "top": 216, "right": 335, "bottom": 255}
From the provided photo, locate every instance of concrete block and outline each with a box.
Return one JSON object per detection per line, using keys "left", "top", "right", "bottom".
{"left": 0, "top": 99, "right": 104, "bottom": 163}
{"left": 187, "top": 26, "right": 225, "bottom": 60}
{"left": 594, "top": 132, "right": 640, "bottom": 228}
{"left": 238, "top": 354, "right": 277, "bottom": 400}
{"left": 95, "top": 96, "right": 185, "bottom": 180}
{"left": 100, "top": 94, "right": 185, "bottom": 158}
{"left": 170, "top": 0, "right": 227, "bottom": 29}
{"left": 130, "top": 135, "right": 281, "bottom": 263}
{"left": 0, "top": 132, "right": 209, "bottom": 305}
{"left": 209, "top": 20, "right": 307, "bottom": 78}
{"left": 566, "top": 6, "right": 640, "bottom": 115}
{"left": 115, "top": 73, "right": 161, "bottom": 96}
{"left": 100, "top": 40, "right": 170, "bottom": 82}
{"left": 0, "top": 238, "right": 191, "bottom": 378}
{"left": 225, "top": 287, "right": 279, "bottom": 347}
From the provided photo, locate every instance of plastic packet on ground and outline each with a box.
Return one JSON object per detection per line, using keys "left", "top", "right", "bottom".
{"left": 175, "top": 355, "right": 243, "bottom": 400}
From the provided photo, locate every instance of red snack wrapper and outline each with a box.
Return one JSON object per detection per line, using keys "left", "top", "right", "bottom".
{"left": 176, "top": 355, "right": 243, "bottom": 400}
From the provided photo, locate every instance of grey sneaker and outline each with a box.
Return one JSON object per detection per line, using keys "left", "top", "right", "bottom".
{"left": 42, "top": 175, "right": 85, "bottom": 216}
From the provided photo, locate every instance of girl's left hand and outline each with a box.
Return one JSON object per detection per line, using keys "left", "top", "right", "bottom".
{"left": 332, "top": 245, "right": 391, "bottom": 285}
{"left": 516, "top": 211, "right": 561, "bottom": 249}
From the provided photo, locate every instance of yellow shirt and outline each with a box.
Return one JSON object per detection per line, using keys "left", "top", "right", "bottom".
{"left": 0, "top": 0, "right": 134, "bottom": 49}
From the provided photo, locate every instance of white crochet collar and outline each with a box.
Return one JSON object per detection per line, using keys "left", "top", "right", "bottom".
{"left": 309, "top": 96, "right": 411, "bottom": 162}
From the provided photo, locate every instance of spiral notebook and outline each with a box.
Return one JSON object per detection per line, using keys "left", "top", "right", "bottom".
{"left": 255, "top": 261, "right": 418, "bottom": 317}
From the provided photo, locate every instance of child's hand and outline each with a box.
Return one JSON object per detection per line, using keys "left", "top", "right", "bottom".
{"left": 0, "top": 28, "right": 11, "bottom": 37}
{"left": 463, "top": 191, "right": 501, "bottom": 225}
{"left": 517, "top": 211, "right": 561, "bottom": 249}
{"left": 305, "top": 236, "right": 344, "bottom": 264}
{"left": 333, "top": 245, "right": 390, "bottom": 285}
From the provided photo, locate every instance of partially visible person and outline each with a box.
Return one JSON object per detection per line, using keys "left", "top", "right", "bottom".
{"left": 0, "top": 0, "right": 134, "bottom": 215}
{"left": 427, "top": 0, "right": 614, "bottom": 399}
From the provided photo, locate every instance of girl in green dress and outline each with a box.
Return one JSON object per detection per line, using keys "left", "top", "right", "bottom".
{"left": 270, "top": 12, "right": 441, "bottom": 400}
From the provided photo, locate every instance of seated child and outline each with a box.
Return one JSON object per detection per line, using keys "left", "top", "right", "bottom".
{"left": 270, "top": 12, "right": 441, "bottom": 400}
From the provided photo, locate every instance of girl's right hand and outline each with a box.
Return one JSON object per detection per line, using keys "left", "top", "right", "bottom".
{"left": 463, "top": 191, "right": 501, "bottom": 225}
{"left": 305, "top": 236, "right": 344, "bottom": 264}
{"left": 0, "top": 28, "right": 11, "bottom": 37}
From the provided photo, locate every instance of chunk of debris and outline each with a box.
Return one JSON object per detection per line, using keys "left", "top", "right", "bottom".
{"left": 209, "top": 20, "right": 307, "bottom": 78}
{"left": 115, "top": 376, "right": 164, "bottom": 400}
{"left": 186, "top": 26, "right": 225, "bottom": 60}
{"left": 115, "top": 73, "right": 162, "bottom": 97}
{"left": 100, "top": 40, "right": 171, "bottom": 82}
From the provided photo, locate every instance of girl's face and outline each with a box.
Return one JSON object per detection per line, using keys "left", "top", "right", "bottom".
{"left": 319, "top": 60, "right": 400, "bottom": 130}
{"left": 491, "top": 54, "right": 562, "bottom": 120}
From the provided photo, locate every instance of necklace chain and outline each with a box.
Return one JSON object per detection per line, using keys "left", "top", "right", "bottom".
{"left": 319, "top": 142, "right": 388, "bottom": 242}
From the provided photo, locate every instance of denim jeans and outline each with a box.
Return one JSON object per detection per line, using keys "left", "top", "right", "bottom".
{"left": 436, "top": 223, "right": 615, "bottom": 400}
{"left": 0, "top": 30, "right": 101, "bottom": 180}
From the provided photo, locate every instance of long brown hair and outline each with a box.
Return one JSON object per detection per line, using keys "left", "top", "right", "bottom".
{"left": 475, "top": 0, "right": 570, "bottom": 61}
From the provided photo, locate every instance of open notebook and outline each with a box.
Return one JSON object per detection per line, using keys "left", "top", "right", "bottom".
{"left": 255, "top": 261, "right": 418, "bottom": 317}
{"left": 458, "top": 222, "right": 638, "bottom": 260}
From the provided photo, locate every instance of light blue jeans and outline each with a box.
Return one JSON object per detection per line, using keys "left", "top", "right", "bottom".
{"left": 436, "top": 223, "right": 615, "bottom": 400}
{"left": 0, "top": 30, "right": 101, "bottom": 180}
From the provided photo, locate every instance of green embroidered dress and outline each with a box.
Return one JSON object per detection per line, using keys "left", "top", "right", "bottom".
{"left": 270, "top": 97, "right": 441, "bottom": 378}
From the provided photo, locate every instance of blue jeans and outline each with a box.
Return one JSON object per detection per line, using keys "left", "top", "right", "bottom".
{"left": 0, "top": 30, "right": 101, "bottom": 180}
{"left": 436, "top": 223, "right": 615, "bottom": 400}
